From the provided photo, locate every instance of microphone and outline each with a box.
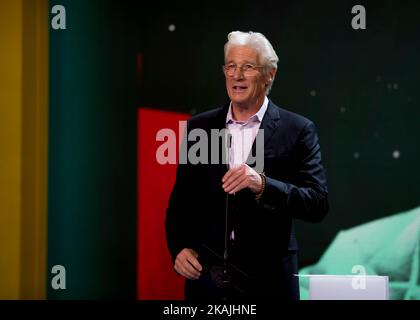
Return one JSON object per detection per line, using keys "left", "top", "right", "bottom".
{"left": 223, "top": 133, "right": 232, "bottom": 292}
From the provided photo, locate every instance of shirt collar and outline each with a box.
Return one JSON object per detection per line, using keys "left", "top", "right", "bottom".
{"left": 226, "top": 96, "right": 269, "bottom": 124}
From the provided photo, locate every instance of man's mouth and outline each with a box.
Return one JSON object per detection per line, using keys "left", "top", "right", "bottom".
{"left": 232, "top": 85, "right": 248, "bottom": 92}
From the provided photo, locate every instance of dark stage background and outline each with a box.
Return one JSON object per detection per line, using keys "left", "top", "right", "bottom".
{"left": 47, "top": 0, "right": 420, "bottom": 298}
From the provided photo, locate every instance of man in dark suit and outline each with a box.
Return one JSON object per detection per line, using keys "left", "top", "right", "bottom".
{"left": 165, "top": 31, "right": 328, "bottom": 300}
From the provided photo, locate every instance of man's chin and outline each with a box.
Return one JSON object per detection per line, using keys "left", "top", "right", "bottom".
{"left": 229, "top": 96, "right": 250, "bottom": 106}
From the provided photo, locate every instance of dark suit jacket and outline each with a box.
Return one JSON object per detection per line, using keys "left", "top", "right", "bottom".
{"left": 165, "top": 100, "right": 328, "bottom": 299}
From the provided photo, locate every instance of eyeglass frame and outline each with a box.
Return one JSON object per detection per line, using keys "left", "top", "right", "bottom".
{"left": 222, "top": 63, "right": 266, "bottom": 76}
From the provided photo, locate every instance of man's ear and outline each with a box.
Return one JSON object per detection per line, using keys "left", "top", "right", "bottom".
{"left": 265, "top": 68, "right": 276, "bottom": 86}
{"left": 269, "top": 68, "right": 277, "bottom": 82}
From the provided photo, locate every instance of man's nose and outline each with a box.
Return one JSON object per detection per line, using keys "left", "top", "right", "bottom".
{"left": 233, "top": 68, "right": 244, "bottom": 80}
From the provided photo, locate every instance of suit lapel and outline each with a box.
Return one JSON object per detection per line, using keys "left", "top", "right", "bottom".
{"left": 246, "top": 100, "right": 281, "bottom": 168}
{"left": 214, "top": 103, "right": 230, "bottom": 179}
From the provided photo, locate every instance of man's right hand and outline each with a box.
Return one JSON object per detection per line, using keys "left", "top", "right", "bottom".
{"left": 174, "top": 248, "right": 203, "bottom": 280}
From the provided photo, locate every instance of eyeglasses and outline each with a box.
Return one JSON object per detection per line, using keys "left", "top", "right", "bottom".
{"left": 222, "top": 63, "right": 265, "bottom": 76}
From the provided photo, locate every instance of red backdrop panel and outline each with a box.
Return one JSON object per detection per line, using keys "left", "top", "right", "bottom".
{"left": 137, "top": 108, "right": 190, "bottom": 300}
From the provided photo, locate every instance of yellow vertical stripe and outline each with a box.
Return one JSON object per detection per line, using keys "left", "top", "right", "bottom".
{"left": 0, "top": 0, "right": 48, "bottom": 299}
{"left": 20, "top": 0, "right": 49, "bottom": 299}
{"left": 0, "top": 0, "right": 24, "bottom": 300}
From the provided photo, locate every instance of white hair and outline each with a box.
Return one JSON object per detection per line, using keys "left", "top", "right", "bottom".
{"left": 224, "top": 31, "right": 279, "bottom": 94}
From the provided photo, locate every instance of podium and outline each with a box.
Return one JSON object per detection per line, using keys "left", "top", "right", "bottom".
{"left": 304, "top": 275, "right": 389, "bottom": 300}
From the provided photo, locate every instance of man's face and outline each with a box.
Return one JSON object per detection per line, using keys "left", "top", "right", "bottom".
{"left": 224, "top": 45, "right": 273, "bottom": 107}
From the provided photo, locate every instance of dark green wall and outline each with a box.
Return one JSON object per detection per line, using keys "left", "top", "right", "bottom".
{"left": 48, "top": 0, "right": 138, "bottom": 298}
